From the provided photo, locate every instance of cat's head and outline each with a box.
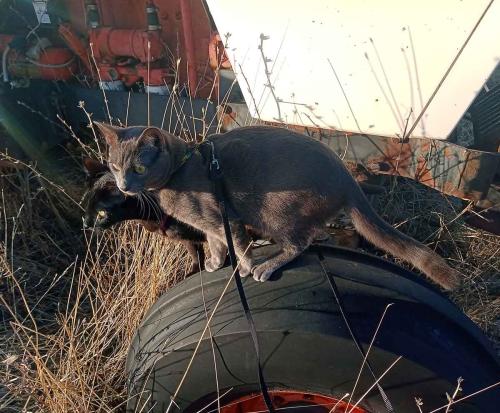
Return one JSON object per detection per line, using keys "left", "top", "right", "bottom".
{"left": 83, "top": 157, "right": 163, "bottom": 229}
{"left": 82, "top": 156, "right": 109, "bottom": 187}
{"left": 82, "top": 158, "right": 131, "bottom": 229}
{"left": 95, "top": 123, "right": 179, "bottom": 195}
{"left": 83, "top": 174, "right": 131, "bottom": 229}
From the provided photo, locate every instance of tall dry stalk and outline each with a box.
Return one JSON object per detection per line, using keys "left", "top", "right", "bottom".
{"left": 0, "top": 160, "right": 190, "bottom": 412}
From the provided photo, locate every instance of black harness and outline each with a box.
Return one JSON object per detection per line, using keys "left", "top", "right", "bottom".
{"left": 203, "top": 140, "right": 275, "bottom": 412}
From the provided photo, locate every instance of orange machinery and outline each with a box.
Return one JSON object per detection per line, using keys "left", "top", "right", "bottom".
{"left": 0, "top": 0, "right": 228, "bottom": 97}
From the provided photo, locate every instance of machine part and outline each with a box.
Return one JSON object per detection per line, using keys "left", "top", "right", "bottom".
{"left": 145, "top": 84, "right": 170, "bottom": 95}
{"left": 60, "top": 84, "right": 218, "bottom": 137}
{"left": 220, "top": 391, "right": 366, "bottom": 413}
{"left": 180, "top": 0, "right": 197, "bottom": 95}
{"left": 208, "top": 33, "right": 231, "bottom": 70}
{"left": 146, "top": 3, "right": 161, "bottom": 31}
{"left": 25, "top": 37, "right": 52, "bottom": 60}
{"left": 2, "top": 0, "right": 215, "bottom": 98}
{"left": 465, "top": 208, "right": 500, "bottom": 235}
{"left": 0, "top": 35, "right": 14, "bottom": 51}
{"left": 97, "top": 62, "right": 168, "bottom": 86}
{"left": 0, "top": 80, "right": 67, "bottom": 161}
{"left": 58, "top": 23, "right": 92, "bottom": 73}
{"left": 1, "top": 35, "right": 15, "bottom": 82}
{"left": 474, "top": 184, "right": 500, "bottom": 213}
{"left": 32, "top": 0, "right": 51, "bottom": 24}
{"left": 89, "top": 28, "right": 164, "bottom": 63}
{"left": 86, "top": 2, "right": 100, "bottom": 29}
{"left": 218, "top": 69, "right": 245, "bottom": 102}
{"left": 5, "top": 47, "right": 77, "bottom": 81}
{"left": 99, "top": 80, "right": 125, "bottom": 91}
{"left": 470, "top": 83, "right": 500, "bottom": 152}
{"left": 126, "top": 245, "right": 500, "bottom": 412}
{"left": 320, "top": 131, "right": 499, "bottom": 201}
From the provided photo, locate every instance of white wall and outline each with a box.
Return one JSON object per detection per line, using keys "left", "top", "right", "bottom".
{"left": 207, "top": 0, "right": 500, "bottom": 139}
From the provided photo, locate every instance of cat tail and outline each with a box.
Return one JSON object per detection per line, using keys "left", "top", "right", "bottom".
{"left": 347, "top": 187, "right": 461, "bottom": 290}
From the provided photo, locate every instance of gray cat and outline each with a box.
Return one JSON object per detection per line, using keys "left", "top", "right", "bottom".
{"left": 97, "top": 123, "right": 460, "bottom": 290}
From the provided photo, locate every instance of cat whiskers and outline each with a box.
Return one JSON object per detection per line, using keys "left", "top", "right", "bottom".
{"left": 135, "top": 191, "right": 146, "bottom": 218}
{"left": 141, "top": 191, "right": 163, "bottom": 222}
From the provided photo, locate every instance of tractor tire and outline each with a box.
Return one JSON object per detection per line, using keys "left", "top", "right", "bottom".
{"left": 126, "top": 244, "right": 500, "bottom": 412}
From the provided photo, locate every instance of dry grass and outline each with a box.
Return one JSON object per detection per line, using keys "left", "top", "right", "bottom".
{"left": 0, "top": 147, "right": 498, "bottom": 412}
{"left": 0, "top": 164, "right": 191, "bottom": 412}
{"left": 372, "top": 177, "right": 500, "bottom": 348}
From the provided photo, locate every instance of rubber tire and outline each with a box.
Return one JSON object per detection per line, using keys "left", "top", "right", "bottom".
{"left": 126, "top": 245, "right": 500, "bottom": 412}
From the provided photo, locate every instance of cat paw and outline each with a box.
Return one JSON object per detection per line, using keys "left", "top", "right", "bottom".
{"left": 238, "top": 259, "right": 253, "bottom": 277}
{"left": 239, "top": 265, "right": 251, "bottom": 277}
{"left": 204, "top": 257, "right": 224, "bottom": 272}
{"left": 251, "top": 264, "right": 273, "bottom": 282}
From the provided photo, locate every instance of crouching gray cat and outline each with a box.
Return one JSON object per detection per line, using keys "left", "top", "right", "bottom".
{"left": 97, "top": 123, "right": 460, "bottom": 290}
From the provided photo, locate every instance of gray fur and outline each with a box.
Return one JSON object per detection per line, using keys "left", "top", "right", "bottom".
{"left": 99, "top": 123, "right": 460, "bottom": 289}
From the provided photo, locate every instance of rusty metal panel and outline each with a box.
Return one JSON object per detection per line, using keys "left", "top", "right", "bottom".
{"left": 317, "top": 132, "right": 499, "bottom": 201}
{"left": 221, "top": 104, "right": 499, "bottom": 201}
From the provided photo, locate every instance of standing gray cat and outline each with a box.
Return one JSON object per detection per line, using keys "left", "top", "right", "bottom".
{"left": 97, "top": 123, "right": 460, "bottom": 290}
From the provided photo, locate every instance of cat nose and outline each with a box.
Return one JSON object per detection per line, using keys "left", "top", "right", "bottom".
{"left": 118, "top": 182, "right": 130, "bottom": 193}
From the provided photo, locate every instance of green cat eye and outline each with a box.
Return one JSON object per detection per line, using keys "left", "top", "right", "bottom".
{"left": 97, "top": 210, "right": 107, "bottom": 218}
{"left": 134, "top": 164, "right": 146, "bottom": 174}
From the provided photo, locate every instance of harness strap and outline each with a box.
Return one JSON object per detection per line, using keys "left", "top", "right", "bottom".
{"left": 169, "top": 144, "right": 199, "bottom": 177}
{"left": 206, "top": 140, "right": 275, "bottom": 413}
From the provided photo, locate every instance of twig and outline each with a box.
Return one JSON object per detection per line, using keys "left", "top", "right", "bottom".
{"left": 426, "top": 380, "right": 500, "bottom": 413}
{"left": 89, "top": 42, "right": 113, "bottom": 124}
{"left": 346, "top": 304, "right": 394, "bottom": 407}
{"left": 404, "top": 0, "right": 495, "bottom": 139}
{"left": 0, "top": 152, "right": 82, "bottom": 209}
{"left": 125, "top": 90, "right": 131, "bottom": 127}
{"left": 445, "top": 377, "right": 463, "bottom": 413}
{"left": 16, "top": 101, "right": 66, "bottom": 131}
{"left": 327, "top": 58, "right": 361, "bottom": 133}
{"left": 238, "top": 63, "right": 261, "bottom": 120}
{"left": 415, "top": 397, "right": 424, "bottom": 413}
{"left": 77, "top": 101, "right": 104, "bottom": 161}
{"left": 347, "top": 356, "right": 402, "bottom": 413}
{"left": 199, "top": 265, "right": 221, "bottom": 413}
{"left": 370, "top": 37, "right": 404, "bottom": 129}
{"left": 166, "top": 243, "right": 253, "bottom": 413}
{"left": 147, "top": 40, "right": 151, "bottom": 127}
{"left": 258, "top": 34, "right": 283, "bottom": 122}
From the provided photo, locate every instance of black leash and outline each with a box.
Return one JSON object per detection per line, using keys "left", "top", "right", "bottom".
{"left": 317, "top": 249, "right": 394, "bottom": 413}
{"left": 206, "top": 141, "right": 275, "bottom": 413}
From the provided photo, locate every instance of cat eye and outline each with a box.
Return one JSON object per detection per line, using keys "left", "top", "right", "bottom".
{"left": 134, "top": 164, "right": 146, "bottom": 174}
{"left": 97, "top": 210, "right": 107, "bottom": 218}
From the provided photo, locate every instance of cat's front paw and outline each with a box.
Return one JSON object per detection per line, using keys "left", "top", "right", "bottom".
{"left": 251, "top": 264, "right": 273, "bottom": 282}
{"left": 204, "top": 257, "right": 224, "bottom": 272}
{"left": 238, "top": 259, "right": 253, "bottom": 277}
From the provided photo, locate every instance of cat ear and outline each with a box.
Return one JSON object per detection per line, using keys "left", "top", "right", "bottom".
{"left": 94, "top": 122, "right": 120, "bottom": 146}
{"left": 138, "top": 127, "right": 163, "bottom": 148}
{"left": 83, "top": 157, "right": 109, "bottom": 180}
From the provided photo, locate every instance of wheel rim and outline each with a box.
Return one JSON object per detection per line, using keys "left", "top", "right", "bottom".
{"left": 219, "top": 390, "right": 368, "bottom": 413}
